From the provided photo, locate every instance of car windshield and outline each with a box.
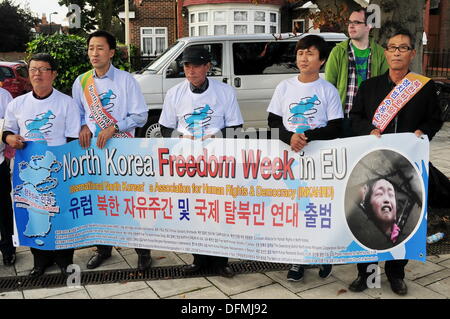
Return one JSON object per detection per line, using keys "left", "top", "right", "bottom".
{"left": 0, "top": 66, "right": 14, "bottom": 81}
{"left": 142, "top": 41, "right": 184, "bottom": 73}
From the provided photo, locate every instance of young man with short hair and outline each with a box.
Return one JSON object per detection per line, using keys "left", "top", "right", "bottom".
{"left": 72, "top": 30, "right": 151, "bottom": 271}
{"left": 267, "top": 34, "right": 343, "bottom": 281}
{"left": 325, "top": 7, "right": 388, "bottom": 137}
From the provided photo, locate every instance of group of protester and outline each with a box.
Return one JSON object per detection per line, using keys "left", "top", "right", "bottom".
{"left": 0, "top": 6, "right": 443, "bottom": 297}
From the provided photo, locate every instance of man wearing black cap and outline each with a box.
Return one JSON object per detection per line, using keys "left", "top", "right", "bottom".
{"left": 159, "top": 46, "right": 244, "bottom": 277}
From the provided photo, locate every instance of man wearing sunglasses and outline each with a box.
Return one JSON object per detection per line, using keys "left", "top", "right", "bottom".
{"left": 325, "top": 7, "right": 388, "bottom": 137}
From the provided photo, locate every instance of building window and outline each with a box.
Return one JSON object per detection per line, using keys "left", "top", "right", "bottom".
{"left": 234, "top": 25, "right": 247, "bottom": 34}
{"left": 255, "top": 11, "right": 265, "bottom": 22}
{"left": 214, "top": 11, "right": 226, "bottom": 22}
{"left": 214, "top": 25, "right": 227, "bottom": 35}
{"left": 234, "top": 11, "right": 248, "bottom": 21}
{"left": 198, "top": 12, "right": 208, "bottom": 22}
{"left": 270, "top": 13, "right": 277, "bottom": 23}
{"left": 140, "top": 27, "right": 168, "bottom": 56}
{"left": 199, "top": 25, "right": 208, "bottom": 36}
{"left": 254, "top": 25, "right": 265, "bottom": 33}
{"left": 188, "top": 6, "right": 279, "bottom": 35}
{"left": 293, "top": 19, "right": 305, "bottom": 33}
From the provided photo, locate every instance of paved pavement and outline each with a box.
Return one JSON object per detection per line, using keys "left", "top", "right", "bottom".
{"left": 1, "top": 123, "right": 449, "bottom": 300}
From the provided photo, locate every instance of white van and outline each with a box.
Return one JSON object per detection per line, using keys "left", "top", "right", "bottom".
{"left": 133, "top": 33, "right": 347, "bottom": 137}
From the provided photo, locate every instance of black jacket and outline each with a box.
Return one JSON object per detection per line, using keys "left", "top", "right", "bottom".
{"left": 350, "top": 72, "right": 443, "bottom": 140}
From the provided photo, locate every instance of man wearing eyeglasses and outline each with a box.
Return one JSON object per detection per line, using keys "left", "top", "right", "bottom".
{"left": 349, "top": 29, "right": 443, "bottom": 296}
{"left": 2, "top": 53, "right": 81, "bottom": 277}
{"left": 325, "top": 7, "right": 388, "bottom": 137}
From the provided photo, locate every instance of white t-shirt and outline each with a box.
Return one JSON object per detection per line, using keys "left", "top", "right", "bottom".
{"left": 159, "top": 78, "right": 243, "bottom": 138}
{"left": 267, "top": 76, "right": 343, "bottom": 133}
{"left": 72, "top": 65, "right": 147, "bottom": 137}
{"left": 0, "top": 87, "right": 13, "bottom": 164}
{"left": 3, "top": 89, "right": 81, "bottom": 147}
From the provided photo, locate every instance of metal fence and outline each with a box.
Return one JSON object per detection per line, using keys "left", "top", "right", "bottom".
{"left": 424, "top": 49, "right": 450, "bottom": 79}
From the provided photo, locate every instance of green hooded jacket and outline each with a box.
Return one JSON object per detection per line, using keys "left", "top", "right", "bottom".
{"left": 325, "top": 39, "right": 389, "bottom": 109}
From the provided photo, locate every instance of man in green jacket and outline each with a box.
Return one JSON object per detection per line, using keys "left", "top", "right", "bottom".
{"left": 325, "top": 7, "right": 388, "bottom": 137}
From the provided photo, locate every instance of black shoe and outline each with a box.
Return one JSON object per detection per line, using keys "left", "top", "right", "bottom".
{"left": 349, "top": 275, "right": 368, "bottom": 292}
{"left": 390, "top": 278, "right": 408, "bottom": 295}
{"left": 137, "top": 254, "right": 152, "bottom": 271}
{"left": 182, "top": 263, "right": 202, "bottom": 274}
{"left": 58, "top": 264, "right": 72, "bottom": 276}
{"left": 29, "top": 266, "right": 47, "bottom": 278}
{"left": 3, "top": 253, "right": 16, "bottom": 266}
{"left": 287, "top": 264, "right": 304, "bottom": 282}
{"left": 216, "top": 265, "right": 234, "bottom": 278}
{"left": 318, "top": 264, "right": 332, "bottom": 279}
{"left": 86, "top": 253, "right": 110, "bottom": 269}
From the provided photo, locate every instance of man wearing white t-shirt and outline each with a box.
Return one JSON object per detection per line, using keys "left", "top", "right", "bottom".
{"left": 0, "top": 87, "right": 15, "bottom": 267}
{"left": 72, "top": 30, "right": 151, "bottom": 271}
{"left": 2, "top": 53, "right": 81, "bottom": 277}
{"left": 267, "top": 35, "right": 343, "bottom": 281}
{"left": 159, "top": 46, "right": 244, "bottom": 277}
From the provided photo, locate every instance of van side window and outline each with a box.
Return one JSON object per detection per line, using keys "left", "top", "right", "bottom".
{"left": 233, "top": 40, "right": 341, "bottom": 75}
{"left": 233, "top": 42, "right": 298, "bottom": 75}
{"left": 166, "top": 44, "right": 223, "bottom": 78}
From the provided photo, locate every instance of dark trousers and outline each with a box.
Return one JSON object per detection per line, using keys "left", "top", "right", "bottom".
{"left": 96, "top": 245, "right": 150, "bottom": 257}
{"left": 357, "top": 259, "right": 409, "bottom": 281}
{"left": 0, "top": 161, "right": 15, "bottom": 257}
{"left": 30, "top": 247, "right": 74, "bottom": 268}
{"left": 193, "top": 254, "right": 228, "bottom": 268}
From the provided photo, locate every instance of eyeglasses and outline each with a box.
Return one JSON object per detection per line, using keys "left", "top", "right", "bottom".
{"left": 347, "top": 20, "right": 366, "bottom": 26}
{"left": 29, "top": 67, "right": 53, "bottom": 73}
{"left": 385, "top": 46, "right": 412, "bottom": 52}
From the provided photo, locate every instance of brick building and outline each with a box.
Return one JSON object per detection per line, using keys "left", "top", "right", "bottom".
{"left": 127, "top": 0, "right": 320, "bottom": 58}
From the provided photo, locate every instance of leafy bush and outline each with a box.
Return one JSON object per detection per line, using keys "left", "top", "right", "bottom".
{"left": 26, "top": 34, "right": 130, "bottom": 95}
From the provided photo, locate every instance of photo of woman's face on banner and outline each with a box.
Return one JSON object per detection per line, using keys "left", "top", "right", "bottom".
{"left": 344, "top": 149, "right": 424, "bottom": 251}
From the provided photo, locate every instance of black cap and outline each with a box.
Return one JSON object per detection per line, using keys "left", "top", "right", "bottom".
{"left": 181, "top": 46, "right": 211, "bottom": 65}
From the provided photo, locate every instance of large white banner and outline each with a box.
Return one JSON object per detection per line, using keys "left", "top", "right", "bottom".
{"left": 13, "top": 133, "right": 429, "bottom": 264}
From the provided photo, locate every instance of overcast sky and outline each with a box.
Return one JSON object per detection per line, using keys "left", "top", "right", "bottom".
{"left": 14, "top": 0, "right": 69, "bottom": 25}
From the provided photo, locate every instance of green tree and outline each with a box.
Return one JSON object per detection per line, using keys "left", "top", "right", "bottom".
{"left": 58, "top": 0, "right": 124, "bottom": 33}
{"left": 27, "top": 34, "right": 131, "bottom": 94}
{"left": 0, "top": 0, "right": 38, "bottom": 52}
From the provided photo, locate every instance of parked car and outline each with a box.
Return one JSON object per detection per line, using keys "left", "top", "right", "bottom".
{"left": 133, "top": 32, "right": 348, "bottom": 137}
{"left": 0, "top": 61, "right": 32, "bottom": 98}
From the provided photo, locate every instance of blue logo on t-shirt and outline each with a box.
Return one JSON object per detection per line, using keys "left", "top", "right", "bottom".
{"left": 24, "top": 110, "right": 56, "bottom": 143}
{"left": 184, "top": 104, "right": 213, "bottom": 138}
{"left": 288, "top": 95, "right": 320, "bottom": 133}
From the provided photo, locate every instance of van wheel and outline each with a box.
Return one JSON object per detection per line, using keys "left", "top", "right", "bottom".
{"left": 138, "top": 115, "right": 162, "bottom": 138}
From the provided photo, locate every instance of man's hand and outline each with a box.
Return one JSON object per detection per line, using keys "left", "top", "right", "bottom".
{"left": 414, "top": 129, "right": 424, "bottom": 138}
{"left": 201, "top": 134, "right": 216, "bottom": 141}
{"left": 180, "top": 135, "right": 194, "bottom": 140}
{"left": 5, "top": 134, "right": 25, "bottom": 149}
{"left": 290, "top": 133, "right": 308, "bottom": 152}
{"left": 97, "top": 125, "right": 116, "bottom": 149}
{"left": 370, "top": 128, "right": 381, "bottom": 137}
{"left": 79, "top": 125, "right": 93, "bottom": 149}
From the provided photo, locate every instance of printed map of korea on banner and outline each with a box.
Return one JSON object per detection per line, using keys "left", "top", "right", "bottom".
{"left": 12, "top": 134, "right": 429, "bottom": 264}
